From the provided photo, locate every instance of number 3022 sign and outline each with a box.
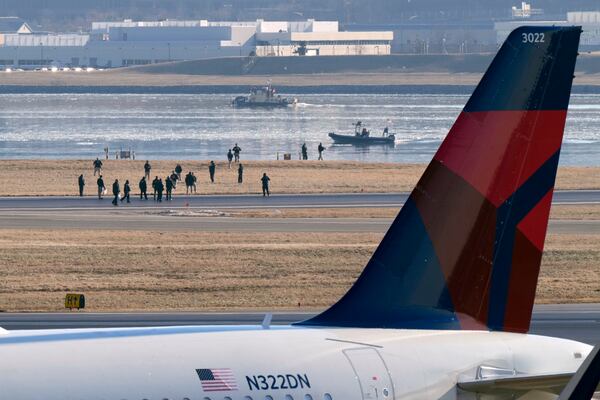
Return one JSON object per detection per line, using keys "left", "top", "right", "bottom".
{"left": 522, "top": 32, "right": 545, "bottom": 43}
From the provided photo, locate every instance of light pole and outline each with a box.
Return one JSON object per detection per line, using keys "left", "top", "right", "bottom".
{"left": 40, "top": 42, "right": 44, "bottom": 66}
{"left": 167, "top": 42, "right": 171, "bottom": 61}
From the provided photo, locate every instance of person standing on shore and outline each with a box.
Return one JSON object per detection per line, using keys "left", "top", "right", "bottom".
{"left": 152, "top": 176, "right": 159, "bottom": 201}
{"left": 144, "top": 161, "right": 151, "bottom": 179}
{"left": 175, "top": 164, "right": 183, "bottom": 180}
{"left": 237, "top": 163, "right": 244, "bottom": 184}
{"left": 93, "top": 158, "right": 103, "bottom": 176}
{"left": 166, "top": 176, "right": 174, "bottom": 201}
{"left": 301, "top": 143, "right": 308, "bottom": 160}
{"left": 318, "top": 142, "right": 325, "bottom": 160}
{"left": 227, "top": 149, "right": 233, "bottom": 168}
{"left": 139, "top": 176, "right": 148, "bottom": 200}
{"left": 170, "top": 170, "right": 179, "bottom": 188}
{"left": 232, "top": 143, "right": 242, "bottom": 162}
{"left": 78, "top": 174, "right": 85, "bottom": 197}
{"left": 156, "top": 178, "right": 164, "bottom": 202}
{"left": 185, "top": 172, "right": 193, "bottom": 194}
{"left": 111, "top": 179, "right": 120, "bottom": 206}
{"left": 261, "top": 173, "right": 270, "bottom": 197}
{"left": 96, "top": 175, "right": 105, "bottom": 199}
{"left": 121, "top": 180, "right": 131, "bottom": 204}
{"left": 208, "top": 161, "right": 216, "bottom": 183}
{"left": 191, "top": 172, "right": 197, "bottom": 193}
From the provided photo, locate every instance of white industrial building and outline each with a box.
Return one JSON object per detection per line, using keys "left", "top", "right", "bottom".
{"left": 495, "top": 11, "right": 600, "bottom": 49}
{"left": 0, "top": 18, "right": 393, "bottom": 69}
{"left": 254, "top": 20, "right": 392, "bottom": 56}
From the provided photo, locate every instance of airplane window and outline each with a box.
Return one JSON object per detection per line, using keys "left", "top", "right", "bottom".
{"left": 284, "top": 395, "right": 294, "bottom": 400}
{"left": 264, "top": 396, "right": 273, "bottom": 400}
{"left": 243, "top": 397, "right": 253, "bottom": 400}
{"left": 324, "top": 394, "right": 333, "bottom": 400}
{"left": 304, "top": 395, "right": 313, "bottom": 400}
{"left": 224, "top": 397, "right": 232, "bottom": 400}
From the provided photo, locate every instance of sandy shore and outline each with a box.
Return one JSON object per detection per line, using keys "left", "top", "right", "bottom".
{"left": 0, "top": 228, "right": 597, "bottom": 312}
{"left": 0, "top": 71, "right": 483, "bottom": 87}
{"left": 0, "top": 160, "right": 599, "bottom": 196}
{"left": 3, "top": 70, "right": 600, "bottom": 87}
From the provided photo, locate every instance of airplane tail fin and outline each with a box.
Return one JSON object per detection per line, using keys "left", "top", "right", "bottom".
{"left": 298, "top": 26, "right": 581, "bottom": 333}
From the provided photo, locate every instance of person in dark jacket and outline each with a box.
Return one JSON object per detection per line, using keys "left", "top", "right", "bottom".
{"left": 227, "top": 149, "right": 233, "bottom": 168}
{"left": 261, "top": 173, "right": 270, "bottom": 197}
{"left": 166, "top": 176, "right": 174, "bottom": 201}
{"left": 237, "top": 163, "right": 244, "bottom": 184}
{"left": 96, "top": 175, "right": 105, "bottom": 199}
{"left": 184, "top": 172, "right": 193, "bottom": 194}
{"left": 112, "top": 179, "right": 120, "bottom": 206}
{"left": 121, "top": 180, "right": 131, "bottom": 203}
{"left": 156, "top": 178, "right": 164, "bottom": 202}
{"left": 139, "top": 177, "right": 148, "bottom": 200}
{"left": 208, "top": 161, "right": 216, "bottom": 183}
{"left": 93, "top": 158, "right": 103, "bottom": 176}
{"left": 78, "top": 174, "right": 85, "bottom": 197}
{"left": 170, "top": 170, "right": 179, "bottom": 188}
{"left": 152, "top": 176, "right": 159, "bottom": 201}
{"left": 232, "top": 143, "right": 242, "bottom": 162}
{"left": 318, "top": 142, "right": 325, "bottom": 160}
{"left": 144, "top": 161, "right": 151, "bottom": 179}
{"left": 301, "top": 142, "right": 308, "bottom": 160}
{"left": 175, "top": 164, "right": 183, "bottom": 180}
{"left": 191, "top": 172, "right": 197, "bottom": 193}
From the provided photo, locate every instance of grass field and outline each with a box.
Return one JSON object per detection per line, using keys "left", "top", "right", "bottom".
{"left": 0, "top": 228, "right": 597, "bottom": 312}
{"left": 0, "top": 160, "right": 599, "bottom": 196}
{"left": 4, "top": 70, "right": 600, "bottom": 87}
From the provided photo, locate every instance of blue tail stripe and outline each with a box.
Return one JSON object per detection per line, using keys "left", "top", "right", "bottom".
{"left": 487, "top": 151, "right": 560, "bottom": 330}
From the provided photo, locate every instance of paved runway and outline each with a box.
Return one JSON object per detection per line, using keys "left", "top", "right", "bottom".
{"left": 1, "top": 304, "right": 599, "bottom": 345}
{"left": 0, "top": 190, "right": 599, "bottom": 210}
{"left": 0, "top": 209, "right": 597, "bottom": 233}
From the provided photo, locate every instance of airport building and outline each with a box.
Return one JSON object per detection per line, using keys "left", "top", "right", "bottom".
{"left": 495, "top": 11, "right": 600, "bottom": 50}
{"left": 0, "top": 18, "right": 393, "bottom": 69}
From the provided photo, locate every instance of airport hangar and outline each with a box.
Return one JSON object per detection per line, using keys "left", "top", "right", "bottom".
{"left": 0, "top": 18, "right": 393, "bottom": 69}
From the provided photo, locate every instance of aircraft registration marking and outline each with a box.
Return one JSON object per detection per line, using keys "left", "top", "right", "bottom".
{"left": 246, "top": 373, "right": 311, "bottom": 391}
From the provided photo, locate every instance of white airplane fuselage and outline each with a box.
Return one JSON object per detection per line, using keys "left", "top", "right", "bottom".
{"left": 0, "top": 326, "right": 591, "bottom": 399}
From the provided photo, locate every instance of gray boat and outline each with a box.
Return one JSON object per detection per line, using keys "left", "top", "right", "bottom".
{"left": 329, "top": 122, "right": 395, "bottom": 145}
{"left": 232, "top": 82, "right": 297, "bottom": 108}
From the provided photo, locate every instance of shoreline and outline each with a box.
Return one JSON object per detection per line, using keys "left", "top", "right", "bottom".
{"left": 2, "top": 70, "right": 600, "bottom": 91}
{"left": 0, "top": 160, "right": 599, "bottom": 197}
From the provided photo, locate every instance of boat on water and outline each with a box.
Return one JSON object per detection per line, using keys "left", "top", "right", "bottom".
{"left": 232, "top": 82, "right": 297, "bottom": 108}
{"left": 329, "top": 121, "right": 395, "bottom": 145}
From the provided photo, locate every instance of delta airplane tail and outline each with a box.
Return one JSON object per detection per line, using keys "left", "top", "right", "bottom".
{"left": 300, "top": 26, "right": 581, "bottom": 333}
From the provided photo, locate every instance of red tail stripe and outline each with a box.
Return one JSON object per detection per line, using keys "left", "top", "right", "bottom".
{"left": 517, "top": 188, "right": 554, "bottom": 251}
{"left": 434, "top": 110, "right": 567, "bottom": 207}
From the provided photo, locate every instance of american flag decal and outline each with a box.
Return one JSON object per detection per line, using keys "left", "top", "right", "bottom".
{"left": 196, "top": 368, "right": 238, "bottom": 392}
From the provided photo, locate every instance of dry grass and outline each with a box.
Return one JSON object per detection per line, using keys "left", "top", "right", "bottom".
{"left": 0, "top": 160, "right": 598, "bottom": 196}
{"left": 0, "top": 160, "right": 424, "bottom": 196}
{"left": 0, "top": 228, "right": 597, "bottom": 312}
{"left": 4, "top": 70, "right": 600, "bottom": 87}
{"left": 537, "top": 234, "right": 600, "bottom": 304}
{"left": 550, "top": 204, "right": 600, "bottom": 220}
{"left": 0, "top": 71, "right": 484, "bottom": 86}
{"left": 224, "top": 204, "right": 600, "bottom": 219}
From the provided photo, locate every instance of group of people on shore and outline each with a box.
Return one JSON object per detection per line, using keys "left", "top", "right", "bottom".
{"left": 302, "top": 142, "right": 326, "bottom": 160}
{"left": 81, "top": 145, "right": 272, "bottom": 203}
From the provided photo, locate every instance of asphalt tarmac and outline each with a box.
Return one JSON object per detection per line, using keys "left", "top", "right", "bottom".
{"left": 1, "top": 304, "right": 599, "bottom": 345}
{"left": 0, "top": 209, "right": 597, "bottom": 233}
{"left": 0, "top": 190, "right": 599, "bottom": 210}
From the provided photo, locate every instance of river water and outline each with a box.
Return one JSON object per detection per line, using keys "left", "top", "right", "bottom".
{"left": 0, "top": 92, "right": 599, "bottom": 165}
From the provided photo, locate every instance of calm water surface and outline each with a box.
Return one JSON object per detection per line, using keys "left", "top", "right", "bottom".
{"left": 0, "top": 93, "right": 598, "bottom": 165}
